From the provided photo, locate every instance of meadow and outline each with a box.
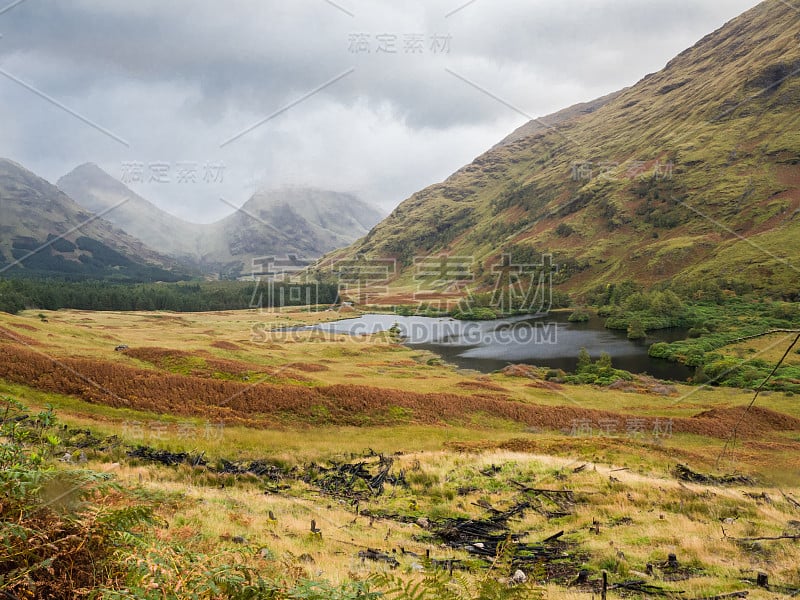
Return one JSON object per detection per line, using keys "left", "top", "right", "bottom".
{"left": 1, "top": 306, "right": 800, "bottom": 598}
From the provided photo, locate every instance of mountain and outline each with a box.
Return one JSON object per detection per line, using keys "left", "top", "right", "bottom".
{"left": 58, "top": 165, "right": 384, "bottom": 278}
{"left": 327, "top": 0, "right": 800, "bottom": 299}
{"left": 0, "top": 159, "right": 186, "bottom": 281}
{"left": 493, "top": 88, "right": 625, "bottom": 149}
{"left": 55, "top": 163, "right": 207, "bottom": 263}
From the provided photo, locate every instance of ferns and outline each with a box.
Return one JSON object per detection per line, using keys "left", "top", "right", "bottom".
{"left": 375, "top": 568, "right": 542, "bottom": 600}
{"left": 0, "top": 397, "right": 545, "bottom": 599}
{"left": 373, "top": 541, "right": 543, "bottom": 600}
{"left": 0, "top": 397, "right": 154, "bottom": 597}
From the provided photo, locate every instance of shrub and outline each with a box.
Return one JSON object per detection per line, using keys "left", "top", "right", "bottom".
{"left": 568, "top": 309, "right": 590, "bottom": 322}
{"left": 555, "top": 223, "right": 574, "bottom": 237}
{"left": 627, "top": 319, "right": 646, "bottom": 340}
{"left": 687, "top": 327, "right": 710, "bottom": 338}
{"left": 0, "top": 398, "right": 156, "bottom": 597}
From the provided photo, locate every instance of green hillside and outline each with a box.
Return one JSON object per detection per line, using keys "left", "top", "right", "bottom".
{"left": 326, "top": 0, "right": 800, "bottom": 299}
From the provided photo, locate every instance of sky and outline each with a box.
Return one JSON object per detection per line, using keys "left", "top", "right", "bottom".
{"left": 0, "top": 0, "right": 762, "bottom": 223}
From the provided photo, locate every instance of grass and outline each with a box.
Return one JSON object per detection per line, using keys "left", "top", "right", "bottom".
{"left": 2, "top": 306, "right": 800, "bottom": 597}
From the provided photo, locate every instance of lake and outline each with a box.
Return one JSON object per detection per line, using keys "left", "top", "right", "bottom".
{"left": 309, "top": 313, "right": 694, "bottom": 381}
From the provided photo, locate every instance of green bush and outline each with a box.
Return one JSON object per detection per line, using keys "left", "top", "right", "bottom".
{"left": 568, "top": 309, "right": 590, "bottom": 322}
{"left": 687, "top": 327, "right": 710, "bottom": 338}
{"left": 627, "top": 319, "right": 646, "bottom": 340}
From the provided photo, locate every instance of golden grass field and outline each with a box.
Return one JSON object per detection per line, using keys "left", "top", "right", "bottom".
{"left": 1, "top": 306, "right": 800, "bottom": 597}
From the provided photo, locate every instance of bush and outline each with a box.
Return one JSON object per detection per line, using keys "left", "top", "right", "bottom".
{"left": 627, "top": 319, "right": 646, "bottom": 340}
{"left": 684, "top": 348, "right": 706, "bottom": 367}
{"left": 454, "top": 307, "right": 498, "bottom": 320}
{"left": 648, "top": 342, "right": 671, "bottom": 360}
{"left": 771, "top": 303, "right": 800, "bottom": 321}
{"left": 0, "top": 398, "right": 156, "bottom": 597}
{"left": 568, "top": 309, "right": 590, "bottom": 322}
{"left": 555, "top": 223, "right": 574, "bottom": 237}
{"left": 687, "top": 327, "right": 710, "bottom": 338}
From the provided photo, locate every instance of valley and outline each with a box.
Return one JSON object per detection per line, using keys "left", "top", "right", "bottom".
{"left": 1, "top": 305, "right": 800, "bottom": 597}
{"left": 1, "top": 1, "right": 799, "bottom": 597}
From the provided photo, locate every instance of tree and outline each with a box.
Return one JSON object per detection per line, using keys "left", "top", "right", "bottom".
{"left": 623, "top": 292, "right": 650, "bottom": 312}
{"left": 650, "top": 290, "right": 684, "bottom": 318}
{"left": 577, "top": 347, "right": 591, "bottom": 372}
{"left": 627, "top": 318, "right": 646, "bottom": 340}
{"left": 596, "top": 352, "right": 613, "bottom": 370}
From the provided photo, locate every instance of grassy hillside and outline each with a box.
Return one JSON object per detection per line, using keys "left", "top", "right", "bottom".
{"left": 325, "top": 0, "right": 800, "bottom": 299}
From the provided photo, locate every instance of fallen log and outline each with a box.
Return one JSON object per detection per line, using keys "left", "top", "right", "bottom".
{"left": 541, "top": 530, "right": 564, "bottom": 543}
{"left": 673, "top": 464, "right": 755, "bottom": 486}
{"left": 358, "top": 548, "right": 399, "bottom": 568}
{"left": 727, "top": 533, "right": 800, "bottom": 542}
{"left": 780, "top": 490, "right": 800, "bottom": 510}
{"left": 692, "top": 592, "right": 748, "bottom": 600}
{"left": 609, "top": 579, "right": 684, "bottom": 596}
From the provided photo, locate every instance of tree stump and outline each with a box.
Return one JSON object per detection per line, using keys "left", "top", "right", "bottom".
{"left": 666, "top": 553, "right": 679, "bottom": 569}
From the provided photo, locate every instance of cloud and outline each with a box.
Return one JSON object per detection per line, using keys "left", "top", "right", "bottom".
{"left": 0, "top": 0, "right": 762, "bottom": 221}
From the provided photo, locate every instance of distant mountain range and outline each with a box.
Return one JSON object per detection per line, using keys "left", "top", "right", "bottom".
{"left": 326, "top": 0, "right": 800, "bottom": 298}
{"left": 4, "top": 0, "right": 797, "bottom": 295}
{"left": 0, "top": 160, "right": 383, "bottom": 281}
{"left": 58, "top": 164, "right": 384, "bottom": 278}
{"left": 0, "top": 158, "right": 185, "bottom": 281}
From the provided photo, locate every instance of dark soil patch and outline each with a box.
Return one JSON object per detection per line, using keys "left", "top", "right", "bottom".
{"left": 211, "top": 340, "right": 242, "bottom": 351}
{"left": 285, "top": 362, "right": 330, "bottom": 373}
{"left": 457, "top": 380, "right": 509, "bottom": 392}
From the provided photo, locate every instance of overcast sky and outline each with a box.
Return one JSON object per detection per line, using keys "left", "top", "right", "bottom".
{"left": 0, "top": 0, "right": 761, "bottom": 223}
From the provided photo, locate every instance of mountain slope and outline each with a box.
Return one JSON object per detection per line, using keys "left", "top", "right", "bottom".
{"left": 327, "top": 0, "right": 800, "bottom": 298}
{"left": 56, "top": 163, "right": 207, "bottom": 262}
{"left": 58, "top": 165, "right": 384, "bottom": 277}
{"left": 0, "top": 159, "right": 185, "bottom": 281}
{"left": 243, "top": 188, "right": 384, "bottom": 241}
{"left": 493, "top": 88, "right": 625, "bottom": 149}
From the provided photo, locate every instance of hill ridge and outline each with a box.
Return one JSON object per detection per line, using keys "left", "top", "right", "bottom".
{"left": 326, "top": 0, "right": 800, "bottom": 299}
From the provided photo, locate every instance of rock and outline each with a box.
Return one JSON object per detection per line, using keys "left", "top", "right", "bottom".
{"left": 511, "top": 569, "right": 527, "bottom": 585}
{"left": 299, "top": 553, "right": 316, "bottom": 564}
{"left": 416, "top": 517, "right": 430, "bottom": 529}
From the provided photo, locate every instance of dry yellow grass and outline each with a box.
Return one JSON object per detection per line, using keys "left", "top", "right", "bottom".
{"left": 2, "top": 307, "right": 800, "bottom": 596}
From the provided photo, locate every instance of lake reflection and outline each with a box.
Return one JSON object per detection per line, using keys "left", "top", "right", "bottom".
{"left": 310, "top": 313, "right": 694, "bottom": 381}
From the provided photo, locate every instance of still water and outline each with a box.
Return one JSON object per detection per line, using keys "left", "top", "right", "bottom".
{"left": 310, "top": 313, "right": 694, "bottom": 381}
